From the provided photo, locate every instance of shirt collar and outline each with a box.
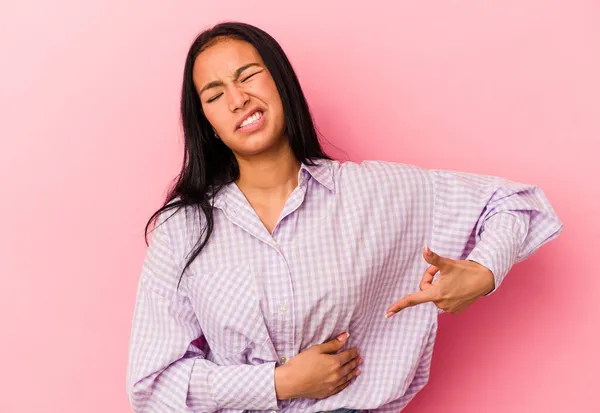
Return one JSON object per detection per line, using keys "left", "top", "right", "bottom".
{"left": 212, "top": 158, "right": 335, "bottom": 209}
{"left": 300, "top": 159, "right": 335, "bottom": 192}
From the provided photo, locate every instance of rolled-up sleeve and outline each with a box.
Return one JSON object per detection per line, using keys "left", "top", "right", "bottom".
{"left": 126, "top": 213, "right": 278, "bottom": 412}
{"left": 429, "top": 169, "right": 563, "bottom": 293}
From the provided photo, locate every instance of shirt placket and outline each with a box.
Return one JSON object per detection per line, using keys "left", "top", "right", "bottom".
{"left": 270, "top": 174, "right": 311, "bottom": 411}
{"left": 217, "top": 174, "right": 311, "bottom": 411}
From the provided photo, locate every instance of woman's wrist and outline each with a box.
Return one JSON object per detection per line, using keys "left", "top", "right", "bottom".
{"left": 274, "top": 364, "right": 294, "bottom": 400}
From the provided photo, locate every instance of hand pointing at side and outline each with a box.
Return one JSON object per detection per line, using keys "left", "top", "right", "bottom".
{"left": 386, "top": 247, "right": 495, "bottom": 317}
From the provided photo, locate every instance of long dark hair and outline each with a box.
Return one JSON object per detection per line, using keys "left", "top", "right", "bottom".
{"left": 145, "top": 22, "right": 331, "bottom": 288}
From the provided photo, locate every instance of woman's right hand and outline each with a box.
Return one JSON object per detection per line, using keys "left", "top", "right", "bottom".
{"left": 274, "top": 332, "right": 363, "bottom": 400}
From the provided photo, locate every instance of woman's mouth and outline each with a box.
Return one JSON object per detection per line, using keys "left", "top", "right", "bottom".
{"left": 237, "top": 111, "right": 265, "bottom": 133}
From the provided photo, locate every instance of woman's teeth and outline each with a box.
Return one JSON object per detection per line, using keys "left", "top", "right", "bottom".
{"left": 239, "top": 111, "right": 263, "bottom": 128}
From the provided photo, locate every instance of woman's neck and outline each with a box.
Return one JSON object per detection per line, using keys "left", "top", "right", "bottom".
{"left": 234, "top": 144, "right": 301, "bottom": 202}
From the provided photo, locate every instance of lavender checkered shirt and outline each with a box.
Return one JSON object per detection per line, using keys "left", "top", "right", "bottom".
{"left": 126, "top": 159, "right": 562, "bottom": 412}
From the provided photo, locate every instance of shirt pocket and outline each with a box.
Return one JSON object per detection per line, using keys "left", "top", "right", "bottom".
{"left": 184, "top": 263, "right": 271, "bottom": 359}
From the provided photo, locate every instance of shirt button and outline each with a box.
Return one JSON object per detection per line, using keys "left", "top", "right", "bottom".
{"left": 280, "top": 356, "right": 287, "bottom": 363}
{"left": 279, "top": 305, "right": 287, "bottom": 313}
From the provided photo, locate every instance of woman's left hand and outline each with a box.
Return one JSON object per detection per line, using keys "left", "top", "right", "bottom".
{"left": 385, "top": 247, "right": 495, "bottom": 317}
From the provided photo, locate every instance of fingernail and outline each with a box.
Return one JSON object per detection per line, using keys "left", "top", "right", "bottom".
{"left": 355, "top": 369, "right": 361, "bottom": 376}
{"left": 337, "top": 332, "right": 350, "bottom": 342}
{"left": 385, "top": 312, "right": 394, "bottom": 319}
{"left": 424, "top": 246, "right": 431, "bottom": 255}
{"left": 358, "top": 357, "right": 364, "bottom": 364}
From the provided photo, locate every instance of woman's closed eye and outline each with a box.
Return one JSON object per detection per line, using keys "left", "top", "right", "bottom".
{"left": 207, "top": 93, "right": 223, "bottom": 103}
{"left": 241, "top": 70, "right": 262, "bottom": 82}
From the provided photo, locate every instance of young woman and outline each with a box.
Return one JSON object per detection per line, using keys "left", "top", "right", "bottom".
{"left": 126, "top": 22, "right": 562, "bottom": 413}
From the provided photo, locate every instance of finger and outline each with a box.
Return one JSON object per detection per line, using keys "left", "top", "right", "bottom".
{"left": 335, "top": 348, "right": 360, "bottom": 365}
{"left": 385, "top": 288, "right": 437, "bottom": 318}
{"left": 424, "top": 265, "right": 440, "bottom": 276}
{"left": 423, "top": 246, "right": 451, "bottom": 270}
{"left": 328, "top": 378, "right": 353, "bottom": 397}
{"left": 334, "top": 365, "right": 360, "bottom": 389}
{"left": 318, "top": 332, "right": 350, "bottom": 354}
{"left": 419, "top": 265, "right": 439, "bottom": 291}
{"left": 338, "top": 355, "right": 362, "bottom": 378}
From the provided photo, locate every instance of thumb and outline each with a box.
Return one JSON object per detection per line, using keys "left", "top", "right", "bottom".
{"left": 318, "top": 332, "right": 350, "bottom": 354}
{"left": 423, "top": 246, "right": 450, "bottom": 269}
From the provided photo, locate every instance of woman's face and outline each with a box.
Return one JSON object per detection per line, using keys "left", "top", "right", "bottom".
{"left": 193, "top": 37, "right": 286, "bottom": 158}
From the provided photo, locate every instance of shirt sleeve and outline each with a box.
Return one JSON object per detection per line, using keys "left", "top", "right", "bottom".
{"left": 126, "top": 211, "right": 279, "bottom": 412}
{"left": 428, "top": 169, "right": 563, "bottom": 294}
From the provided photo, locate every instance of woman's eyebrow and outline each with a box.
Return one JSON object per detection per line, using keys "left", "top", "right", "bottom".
{"left": 198, "top": 63, "right": 262, "bottom": 96}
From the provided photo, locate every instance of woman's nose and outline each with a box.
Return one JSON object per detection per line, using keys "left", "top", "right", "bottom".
{"left": 227, "top": 84, "right": 250, "bottom": 112}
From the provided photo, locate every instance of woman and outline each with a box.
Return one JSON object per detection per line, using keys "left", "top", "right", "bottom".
{"left": 126, "top": 22, "right": 562, "bottom": 413}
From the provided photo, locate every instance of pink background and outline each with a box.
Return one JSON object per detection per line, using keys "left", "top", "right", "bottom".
{"left": 1, "top": 1, "right": 597, "bottom": 412}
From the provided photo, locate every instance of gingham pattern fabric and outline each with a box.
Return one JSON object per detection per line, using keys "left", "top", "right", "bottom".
{"left": 126, "top": 159, "right": 562, "bottom": 413}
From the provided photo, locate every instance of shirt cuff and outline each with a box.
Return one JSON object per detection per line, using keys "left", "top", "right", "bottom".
{"left": 208, "top": 361, "right": 279, "bottom": 410}
{"left": 466, "top": 212, "right": 527, "bottom": 294}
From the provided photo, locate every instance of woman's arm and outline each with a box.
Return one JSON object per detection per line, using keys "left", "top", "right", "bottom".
{"left": 386, "top": 167, "right": 563, "bottom": 315}
{"left": 428, "top": 169, "right": 563, "bottom": 291}
{"left": 126, "top": 215, "right": 278, "bottom": 412}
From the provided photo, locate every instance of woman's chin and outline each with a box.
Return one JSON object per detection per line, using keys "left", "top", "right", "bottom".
{"left": 232, "top": 135, "right": 287, "bottom": 158}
